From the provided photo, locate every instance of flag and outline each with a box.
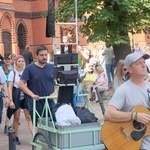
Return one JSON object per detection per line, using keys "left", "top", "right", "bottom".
{"left": 46, "top": 0, "right": 55, "bottom": 37}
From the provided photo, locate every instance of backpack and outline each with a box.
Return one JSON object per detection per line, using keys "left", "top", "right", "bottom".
{"left": 74, "top": 107, "right": 98, "bottom": 123}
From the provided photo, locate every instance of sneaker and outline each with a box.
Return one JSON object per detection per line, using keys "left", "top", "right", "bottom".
{"left": 96, "top": 100, "right": 99, "bottom": 103}
{"left": 89, "top": 98, "right": 94, "bottom": 101}
{"left": 94, "top": 100, "right": 99, "bottom": 103}
{"left": 16, "top": 137, "right": 21, "bottom": 145}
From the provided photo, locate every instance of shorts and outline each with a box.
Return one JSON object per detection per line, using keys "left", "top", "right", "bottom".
{"left": 20, "top": 99, "right": 28, "bottom": 109}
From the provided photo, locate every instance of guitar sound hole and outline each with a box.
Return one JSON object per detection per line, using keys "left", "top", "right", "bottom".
{"left": 133, "top": 120, "right": 145, "bottom": 130}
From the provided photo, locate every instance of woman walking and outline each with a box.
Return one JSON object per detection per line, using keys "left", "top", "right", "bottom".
{"left": 8, "top": 55, "right": 32, "bottom": 145}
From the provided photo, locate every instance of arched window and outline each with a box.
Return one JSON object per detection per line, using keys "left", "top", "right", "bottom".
{"left": 18, "top": 24, "right": 26, "bottom": 54}
{"left": 2, "top": 31, "right": 12, "bottom": 53}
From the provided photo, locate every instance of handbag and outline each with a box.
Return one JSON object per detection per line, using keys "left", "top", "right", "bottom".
{"left": 7, "top": 71, "right": 21, "bottom": 119}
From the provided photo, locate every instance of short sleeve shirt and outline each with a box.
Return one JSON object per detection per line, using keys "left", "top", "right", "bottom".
{"left": 108, "top": 79, "right": 150, "bottom": 149}
{"left": 8, "top": 70, "right": 23, "bottom": 88}
{"left": 0, "top": 67, "right": 6, "bottom": 84}
{"left": 95, "top": 72, "right": 108, "bottom": 89}
{"left": 21, "top": 63, "right": 55, "bottom": 111}
{"left": 102, "top": 48, "right": 114, "bottom": 64}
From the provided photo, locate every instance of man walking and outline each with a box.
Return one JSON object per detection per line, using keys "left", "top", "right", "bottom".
{"left": 19, "top": 45, "right": 55, "bottom": 124}
{"left": 22, "top": 45, "right": 33, "bottom": 65}
{"left": 102, "top": 44, "right": 114, "bottom": 87}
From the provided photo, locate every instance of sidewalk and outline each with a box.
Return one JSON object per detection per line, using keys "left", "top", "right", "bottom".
{"left": 0, "top": 108, "right": 32, "bottom": 150}
{"left": 0, "top": 99, "right": 109, "bottom": 150}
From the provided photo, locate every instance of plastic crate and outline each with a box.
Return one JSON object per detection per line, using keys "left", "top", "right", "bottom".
{"left": 38, "top": 118, "right": 105, "bottom": 150}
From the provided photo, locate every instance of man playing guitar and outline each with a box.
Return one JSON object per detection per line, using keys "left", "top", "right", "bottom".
{"left": 103, "top": 52, "right": 150, "bottom": 150}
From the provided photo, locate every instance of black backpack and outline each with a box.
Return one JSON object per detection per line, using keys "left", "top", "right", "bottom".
{"left": 74, "top": 107, "right": 98, "bottom": 123}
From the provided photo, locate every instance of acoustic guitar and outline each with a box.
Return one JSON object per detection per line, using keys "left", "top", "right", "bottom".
{"left": 101, "top": 105, "right": 150, "bottom": 150}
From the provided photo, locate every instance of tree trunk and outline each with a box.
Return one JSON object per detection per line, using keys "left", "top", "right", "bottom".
{"left": 113, "top": 44, "right": 131, "bottom": 64}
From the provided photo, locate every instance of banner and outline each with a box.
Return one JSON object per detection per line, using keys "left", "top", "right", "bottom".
{"left": 46, "top": 0, "right": 55, "bottom": 37}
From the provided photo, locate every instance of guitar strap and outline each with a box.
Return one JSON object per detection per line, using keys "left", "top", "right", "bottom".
{"left": 147, "top": 89, "right": 150, "bottom": 102}
{"left": 146, "top": 83, "right": 150, "bottom": 109}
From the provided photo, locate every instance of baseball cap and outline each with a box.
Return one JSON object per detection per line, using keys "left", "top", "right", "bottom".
{"left": 4, "top": 52, "right": 12, "bottom": 59}
{"left": 124, "top": 52, "right": 149, "bottom": 67}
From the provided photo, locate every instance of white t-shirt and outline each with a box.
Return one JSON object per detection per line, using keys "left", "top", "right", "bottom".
{"left": 109, "top": 79, "right": 150, "bottom": 149}
{"left": 8, "top": 70, "right": 24, "bottom": 100}
{"left": 0, "top": 67, "right": 6, "bottom": 84}
{"left": 8, "top": 70, "right": 23, "bottom": 88}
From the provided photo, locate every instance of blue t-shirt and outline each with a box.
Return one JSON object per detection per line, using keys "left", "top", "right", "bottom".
{"left": 21, "top": 63, "right": 55, "bottom": 111}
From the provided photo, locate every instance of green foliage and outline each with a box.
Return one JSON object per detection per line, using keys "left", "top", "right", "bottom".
{"left": 56, "top": 0, "right": 150, "bottom": 46}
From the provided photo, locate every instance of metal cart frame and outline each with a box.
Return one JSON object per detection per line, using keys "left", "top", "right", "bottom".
{"left": 30, "top": 94, "right": 105, "bottom": 150}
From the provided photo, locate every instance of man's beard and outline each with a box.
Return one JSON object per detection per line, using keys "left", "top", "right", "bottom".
{"left": 39, "top": 59, "right": 47, "bottom": 64}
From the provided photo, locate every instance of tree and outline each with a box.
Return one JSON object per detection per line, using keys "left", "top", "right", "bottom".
{"left": 55, "top": 0, "right": 150, "bottom": 62}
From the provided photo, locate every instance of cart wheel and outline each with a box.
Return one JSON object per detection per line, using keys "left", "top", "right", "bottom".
{"left": 32, "top": 132, "right": 53, "bottom": 150}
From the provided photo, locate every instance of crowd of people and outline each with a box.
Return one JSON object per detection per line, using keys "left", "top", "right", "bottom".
{"left": 0, "top": 45, "right": 34, "bottom": 145}
{"left": 0, "top": 42, "right": 150, "bottom": 149}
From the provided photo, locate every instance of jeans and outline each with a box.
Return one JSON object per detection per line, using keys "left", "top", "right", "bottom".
{"left": 105, "top": 64, "right": 114, "bottom": 85}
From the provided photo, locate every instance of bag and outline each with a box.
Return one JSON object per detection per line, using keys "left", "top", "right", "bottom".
{"left": 54, "top": 104, "right": 81, "bottom": 126}
{"left": 54, "top": 66, "right": 78, "bottom": 79}
{"left": 12, "top": 86, "right": 21, "bottom": 109}
{"left": 54, "top": 53, "right": 78, "bottom": 66}
{"left": 58, "top": 70, "right": 78, "bottom": 84}
{"left": 7, "top": 87, "right": 21, "bottom": 119}
{"left": 74, "top": 107, "right": 98, "bottom": 123}
{"left": 52, "top": 103, "right": 65, "bottom": 122}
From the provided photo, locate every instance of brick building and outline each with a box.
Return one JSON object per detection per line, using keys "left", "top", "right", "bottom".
{"left": 0, "top": 0, "right": 149, "bottom": 58}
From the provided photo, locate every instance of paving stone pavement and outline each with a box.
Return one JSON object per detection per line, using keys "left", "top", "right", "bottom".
{"left": 0, "top": 108, "right": 32, "bottom": 150}
{"left": 0, "top": 98, "right": 109, "bottom": 150}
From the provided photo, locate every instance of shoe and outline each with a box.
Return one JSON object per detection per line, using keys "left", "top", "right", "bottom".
{"left": 4, "top": 125, "right": 8, "bottom": 134}
{"left": 108, "top": 84, "right": 112, "bottom": 89}
{"left": 89, "top": 98, "right": 94, "bottom": 101}
{"left": 95, "top": 100, "right": 99, "bottom": 103}
{"left": 16, "top": 137, "right": 21, "bottom": 145}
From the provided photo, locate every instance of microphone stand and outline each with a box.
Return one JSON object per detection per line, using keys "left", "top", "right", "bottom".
{"left": 95, "top": 87, "right": 105, "bottom": 115}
